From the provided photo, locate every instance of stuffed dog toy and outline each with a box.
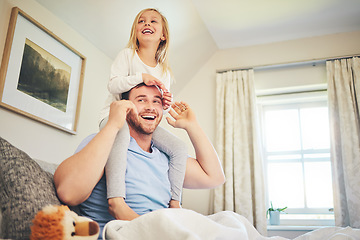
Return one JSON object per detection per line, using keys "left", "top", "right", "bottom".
{"left": 30, "top": 205, "right": 99, "bottom": 240}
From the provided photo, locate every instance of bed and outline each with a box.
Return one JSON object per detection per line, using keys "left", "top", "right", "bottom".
{"left": 102, "top": 208, "right": 360, "bottom": 240}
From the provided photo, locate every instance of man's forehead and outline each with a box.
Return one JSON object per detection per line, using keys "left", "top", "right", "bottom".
{"left": 130, "top": 85, "right": 162, "bottom": 99}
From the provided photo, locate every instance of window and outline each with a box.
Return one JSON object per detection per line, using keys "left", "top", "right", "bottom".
{"left": 258, "top": 91, "right": 334, "bottom": 226}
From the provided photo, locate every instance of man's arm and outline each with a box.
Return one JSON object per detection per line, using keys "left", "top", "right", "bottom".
{"left": 54, "top": 101, "right": 136, "bottom": 205}
{"left": 166, "top": 102, "right": 225, "bottom": 189}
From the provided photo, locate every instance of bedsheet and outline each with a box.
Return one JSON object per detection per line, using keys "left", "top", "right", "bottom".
{"left": 102, "top": 208, "right": 360, "bottom": 240}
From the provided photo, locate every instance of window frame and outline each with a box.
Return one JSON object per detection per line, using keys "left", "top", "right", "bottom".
{"left": 257, "top": 90, "right": 335, "bottom": 226}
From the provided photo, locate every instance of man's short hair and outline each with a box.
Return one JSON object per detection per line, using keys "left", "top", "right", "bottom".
{"left": 121, "top": 82, "right": 147, "bottom": 100}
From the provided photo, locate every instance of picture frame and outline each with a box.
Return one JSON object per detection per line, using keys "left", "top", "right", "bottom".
{"left": 0, "top": 7, "right": 86, "bottom": 134}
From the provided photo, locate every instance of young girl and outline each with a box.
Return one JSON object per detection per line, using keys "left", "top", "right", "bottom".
{"left": 99, "top": 8, "right": 188, "bottom": 220}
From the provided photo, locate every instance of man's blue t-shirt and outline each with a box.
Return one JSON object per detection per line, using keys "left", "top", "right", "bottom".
{"left": 75, "top": 134, "right": 171, "bottom": 236}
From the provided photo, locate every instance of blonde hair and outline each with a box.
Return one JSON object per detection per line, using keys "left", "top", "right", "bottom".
{"left": 127, "top": 8, "right": 171, "bottom": 75}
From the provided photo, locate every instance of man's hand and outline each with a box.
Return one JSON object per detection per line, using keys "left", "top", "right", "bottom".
{"left": 167, "top": 101, "right": 225, "bottom": 189}
{"left": 107, "top": 100, "right": 137, "bottom": 130}
{"left": 166, "top": 101, "right": 196, "bottom": 130}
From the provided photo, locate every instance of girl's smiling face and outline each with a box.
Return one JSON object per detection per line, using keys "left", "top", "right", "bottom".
{"left": 136, "top": 10, "right": 166, "bottom": 45}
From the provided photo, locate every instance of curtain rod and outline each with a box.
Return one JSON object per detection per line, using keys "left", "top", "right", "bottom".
{"left": 256, "top": 83, "right": 327, "bottom": 97}
{"left": 216, "top": 54, "right": 360, "bottom": 74}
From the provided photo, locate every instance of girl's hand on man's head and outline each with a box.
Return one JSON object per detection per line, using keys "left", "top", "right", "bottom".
{"left": 162, "top": 91, "right": 173, "bottom": 110}
{"left": 142, "top": 73, "right": 168, "bottom": 93}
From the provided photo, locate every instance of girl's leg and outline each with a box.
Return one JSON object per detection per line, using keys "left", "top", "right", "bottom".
{"left": 101, "top": 118, "right": 138, "bottom": 220}
{"left": 152, "top": 126, "right": 188, "bottom": 203}
{"left": 100, "top": 117, "right": 129, "bottom": 199}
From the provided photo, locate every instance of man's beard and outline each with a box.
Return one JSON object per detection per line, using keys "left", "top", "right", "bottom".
{"left": 126, "top": 110, "right": 161, "bottom": 135}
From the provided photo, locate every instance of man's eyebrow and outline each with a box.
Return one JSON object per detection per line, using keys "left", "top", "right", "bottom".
{"left": 134, "top": 95, "right": 146, "bottom": 99}
{"left": 134, "top": 94, "right": 162, "bottom": 100}
{"left": 154, "top": 95, "right": 162, "bottom": 100}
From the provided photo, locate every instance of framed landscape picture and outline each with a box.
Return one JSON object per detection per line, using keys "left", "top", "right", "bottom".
{"left": 0, "top": 7, "right": 86, "bottom": 134}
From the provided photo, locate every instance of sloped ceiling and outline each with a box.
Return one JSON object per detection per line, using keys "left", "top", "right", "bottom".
{"left": 193, "top": 0, "right": 360, "bottom": 49}
{"left": 33, "top": 0, "right": 360, "bottom": 94}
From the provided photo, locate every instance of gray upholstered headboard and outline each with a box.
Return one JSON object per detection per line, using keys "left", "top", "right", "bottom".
{"left": 0, "top": 137, "right": 60, "bottom": 239}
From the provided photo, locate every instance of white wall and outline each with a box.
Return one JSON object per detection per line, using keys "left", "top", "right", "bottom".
{"left": 171, "top": 31, "right": 360, "bottom": 215}
{"left": 0, "top": 0, "right": 111, "bottom": 163}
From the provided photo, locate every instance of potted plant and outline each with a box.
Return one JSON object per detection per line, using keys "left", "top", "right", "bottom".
{"left": 266, "top": 202, "right": 287, "bottom": 225}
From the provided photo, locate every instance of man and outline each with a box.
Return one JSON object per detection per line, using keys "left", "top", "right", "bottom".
{"left": 54, "top": 83, "right": 225, "bottom": 234}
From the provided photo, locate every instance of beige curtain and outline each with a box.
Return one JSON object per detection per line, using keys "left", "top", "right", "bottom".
{"left": 213, "top": 69, "right": 267, "bottom": 235}
{"left": 327, "top": 57, "right": 360, "bottom": 228}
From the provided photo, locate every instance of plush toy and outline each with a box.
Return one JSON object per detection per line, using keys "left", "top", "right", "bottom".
{"left": 30, "top": 205, "right": 100, "bottom": 240}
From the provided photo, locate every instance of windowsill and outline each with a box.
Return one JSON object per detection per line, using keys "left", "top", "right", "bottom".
{"left": 267, "top": 225, "right": 331, "bottom": 231}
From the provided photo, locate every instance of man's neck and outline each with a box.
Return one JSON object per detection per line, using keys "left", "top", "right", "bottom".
{"left": 129, "top": 128, "right": 153, "bottom": 153}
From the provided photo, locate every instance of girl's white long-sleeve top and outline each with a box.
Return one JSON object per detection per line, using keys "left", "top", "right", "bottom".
{"left": 99, "top": 48, "right": 172, "bottom": 125}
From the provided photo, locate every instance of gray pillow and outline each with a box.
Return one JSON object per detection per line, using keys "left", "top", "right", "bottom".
{"left": 0, "top": 137, "right": 61, "bottom": 240}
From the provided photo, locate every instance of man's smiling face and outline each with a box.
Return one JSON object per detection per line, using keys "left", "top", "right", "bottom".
{"left": 127, "top": 85, "right": 163, "bottom": 135}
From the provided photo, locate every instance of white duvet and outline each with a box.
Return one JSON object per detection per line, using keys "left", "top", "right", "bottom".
{"left": 103, "top": 208, "right": 360, "bottom": 240}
